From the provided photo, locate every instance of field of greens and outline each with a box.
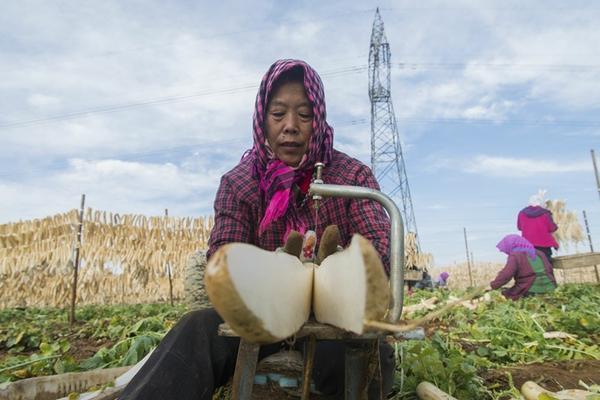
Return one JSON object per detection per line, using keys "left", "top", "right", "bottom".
{"left": 1, "top": 284, "right": 599, "bottom": 399}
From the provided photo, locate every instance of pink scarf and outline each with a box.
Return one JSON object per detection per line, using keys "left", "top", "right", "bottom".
{"left": 496, "top": 234, "right": 537, "bottom": 260}
{"left": 248, "top": 59, "right": 334, "bottom": 237}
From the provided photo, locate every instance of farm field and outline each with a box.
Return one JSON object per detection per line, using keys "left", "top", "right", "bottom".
{"left": 1, "top": 284, "right": 599, "bottom": 399}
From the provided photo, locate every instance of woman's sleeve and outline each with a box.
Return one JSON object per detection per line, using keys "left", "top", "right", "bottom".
{"left": 490, "top": 255, "right": 517, "bottom": 289}
{"left": 348, "top": 165, "right": 391, "bottom": 274}
{"left": 207, "top": 176, "right": 254, "bottom": 260}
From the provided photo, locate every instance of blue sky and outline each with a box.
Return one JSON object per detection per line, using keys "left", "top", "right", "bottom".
{"left": 1, "top": 1, "right": 599, "bottom": 266}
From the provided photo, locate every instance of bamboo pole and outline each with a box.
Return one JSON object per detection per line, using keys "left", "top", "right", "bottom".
{"left": 70, "top": 194, "right": 85, "bottom": 326}
{"left": 582, "top": 210, "right": 599, "bottom": 283}
{"left": 165, "top": 208, "right": 174, "bottom": 306}
{"left": 463, "top": 227, "right": 473, "bottom": 287}
{"left": 592, "top": 149, "right": 600, "bottom": 201}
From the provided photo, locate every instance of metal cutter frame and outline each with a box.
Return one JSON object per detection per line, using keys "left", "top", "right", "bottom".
{"left": 309, "top": 163, "right": 405, "bottom": 322}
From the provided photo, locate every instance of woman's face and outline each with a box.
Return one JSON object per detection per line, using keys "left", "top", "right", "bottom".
{"left": 265, "top": 81, "right": 314, "bottom": 167}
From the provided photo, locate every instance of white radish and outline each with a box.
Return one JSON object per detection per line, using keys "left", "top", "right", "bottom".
{"left": 416, "top": 381, "right": 458, "bottom": 400}
{"left": 205, "top": 243, "right": 313, "bottom": 343}
{"left": 521, "top": 381, "right": 594, "bottom": 400}
{"left": 313, "top": 234, "right": 390, "bottom": 334}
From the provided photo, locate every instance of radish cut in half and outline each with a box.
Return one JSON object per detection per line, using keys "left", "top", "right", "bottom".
{"left": 205, "top": 243, "right": 313, "bottom": 343}
{"left": 313, "top": 234, "right": 390, "bottom": 334}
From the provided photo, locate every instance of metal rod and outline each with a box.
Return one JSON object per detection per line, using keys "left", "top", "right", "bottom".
{"left": 309, "top": 183, "right": 404, "bottom": 322}
{"left": 70, "top": 194, "right": 85, "bottom": 326}
{"left": 582, "top": 210, "right": 599, "bottom": 283}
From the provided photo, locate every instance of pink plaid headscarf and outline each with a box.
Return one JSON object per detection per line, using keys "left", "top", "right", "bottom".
{"left": 248, "top": 59, "right": 334, "bottom": 236}
{"left": 496, "top": 234, "right": 537, "bottom": 260}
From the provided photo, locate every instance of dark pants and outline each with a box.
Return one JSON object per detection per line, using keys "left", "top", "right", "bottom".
{"left": 535, "top": 246, "right": 553, "bottom": 262}
{"left": 121, "top": 308, "right": 395, "bottom": 399}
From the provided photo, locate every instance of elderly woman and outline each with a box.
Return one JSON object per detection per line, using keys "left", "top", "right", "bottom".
{"left": 121, "top": 60, "right": 395, "bottom": 399}
{"left": 490, "top": 234, "right": 556, "bottom": 300}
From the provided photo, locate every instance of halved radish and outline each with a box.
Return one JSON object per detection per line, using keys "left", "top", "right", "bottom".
{"left": 205, "top": 243, "right": 313, "bottom": 343}
{"left": 313, "top": 234, "right": 390, "bottom": 334}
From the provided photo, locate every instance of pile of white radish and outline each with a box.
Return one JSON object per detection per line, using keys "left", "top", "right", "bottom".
{"left": 413, "top": 381, "right": 599, "bottom": 400}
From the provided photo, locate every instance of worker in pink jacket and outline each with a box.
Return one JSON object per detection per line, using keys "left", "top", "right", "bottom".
{"left": 517, "top": 190, "right": 559, "bottom": 261}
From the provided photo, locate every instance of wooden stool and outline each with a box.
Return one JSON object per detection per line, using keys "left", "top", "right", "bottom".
{"left": 218, "top": 321, "right": 384, "bottom": 400}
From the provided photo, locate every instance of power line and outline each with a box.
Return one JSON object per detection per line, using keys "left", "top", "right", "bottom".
{"left": 0, "top": 84, "right": 258, "bottom": 129}
{"left": 3, "top": 59, "right": 600, "bottom": 130}
{"left": 0, "top": 115, "right": 373, "bottom": 179}
{"left": 384, "top": 6, "right": 600, "bottom": 11}
{"left": 395, "top": 62, "right": 600, "bottom": 72}
{"left": 5, "top": 8, "right": 376, "bottom": 73}
{"left": 0, "top": 65, "right": 368, "bottom": 130}
{"left": 394, "top": 116, "right": 600, "bottom": 127}
{"left": 0, "top": 137, "right": 248, "bottom": 179}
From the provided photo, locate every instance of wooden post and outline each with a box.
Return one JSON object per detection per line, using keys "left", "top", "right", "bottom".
{"left": 165, "top": 209, "right": 174, "bottom": 306}
{"left": 582, "top": 210, "right": 600, "bottom": 283}
{"left": 301, "top": 334, "right": 317, "bottom": 400}
{"left": 470, "top": 251, "right": 475, "bottom": 285}
{"left": 231, "top": 340, "right": 260, "bottom": 399}
{"left": 592, "top": 149, "right": 600, "bottom": 201}
{"left": 70, "top": 194, "right": 85, "bottom": 326}
{"left": 463, "top": 227, "right": 473, "bottom": 287}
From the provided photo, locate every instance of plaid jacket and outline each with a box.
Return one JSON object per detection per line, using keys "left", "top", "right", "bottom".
{"left": 207, "top": 149, "right": 391, "bottom": 274}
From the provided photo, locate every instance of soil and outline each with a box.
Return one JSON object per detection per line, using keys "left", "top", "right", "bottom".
{"left": 0, "top": 336, "right": 114, "bottom": 363}
{"left": 482, "top": 359, "right": 600, "bottom": 393}
{"left": 66, "top": 337, "right": 114, "bottom": 361}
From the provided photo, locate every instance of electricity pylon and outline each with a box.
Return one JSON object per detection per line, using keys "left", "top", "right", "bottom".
{"left": 369, "top": 8, "right": 419, "bottom": 243}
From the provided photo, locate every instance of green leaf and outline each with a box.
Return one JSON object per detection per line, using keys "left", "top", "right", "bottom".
{"left": 53, "top": 359, "right": 65, "bottom": 374}
{"left": 59, "top": 339, "right": 71, "bottom": 353}
{"left": 120, "top": 335, "right": 158, "bottom": 366}
{"left": 79, "top": 355, "right": 105, "bottom": 370}
{"left": 39, "top": 342, "right": 52, "bottom": 355}
{"left": 6, "top": 331, "right": 24, "bottom": 348}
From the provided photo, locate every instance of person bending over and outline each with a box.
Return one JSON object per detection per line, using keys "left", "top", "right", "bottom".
{"left": 490, "top": 234, "right": 556, "bottom": 300}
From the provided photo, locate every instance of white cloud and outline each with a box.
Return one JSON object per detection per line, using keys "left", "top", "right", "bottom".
{"left": 0, "top": 158, "right": 223, "bottom": 223}
{"left": 383, "top": 2, "right": 600, "bottom": 126}
{"left": 464, "top": 155, "right": 591, "bottom": 177}
{"left": 28, "top": 93, "right": 61, "bottom": 108}
{"left": 426, "top": 203, "right": 448, "bottom": 210}
{"left": 59, "top": 158, "right": 221, "bottom": 195}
